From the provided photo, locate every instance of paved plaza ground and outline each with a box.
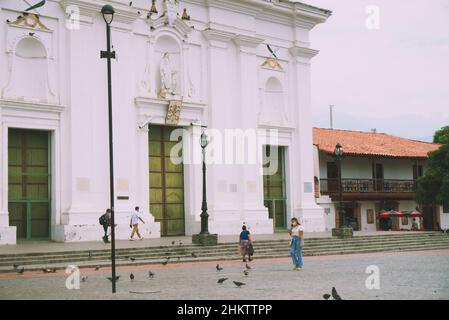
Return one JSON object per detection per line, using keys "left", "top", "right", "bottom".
{"left": 0, "top": 249, "right": 448, "bottom": 300}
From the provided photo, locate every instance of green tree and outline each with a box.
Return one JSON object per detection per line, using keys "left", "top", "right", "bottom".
{"left": 433, "top": 125, "right": 449, "bottom": 144}
{"left": 416, "top": 126, "right": 449, "bottom": 205}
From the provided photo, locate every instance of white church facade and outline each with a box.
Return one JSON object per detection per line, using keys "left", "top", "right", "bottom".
{"left": 0, "top": 0, "right": 331, "bottom": 244}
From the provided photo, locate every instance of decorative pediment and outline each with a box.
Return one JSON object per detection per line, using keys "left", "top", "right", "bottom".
{"left": 147, "top": 14, "right": 192, "bottom": 38}
{"left": 8, "top": 13, "right": 49, "bottom": 31}
{"left": 261, "top": 57, "right": 284, "bottom": 71}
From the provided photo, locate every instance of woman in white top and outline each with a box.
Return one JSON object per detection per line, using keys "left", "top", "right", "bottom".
{"left": 289, "top": 217, "right": 304, "bottom": 271}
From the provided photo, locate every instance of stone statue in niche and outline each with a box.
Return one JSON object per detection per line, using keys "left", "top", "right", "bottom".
{"left": 159, "top": 52, "right": 178, "bottom": 98}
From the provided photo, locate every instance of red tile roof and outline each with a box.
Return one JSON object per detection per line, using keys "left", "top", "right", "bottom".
{"left": 313, "top": 128, "right": 441, "bottom": 159}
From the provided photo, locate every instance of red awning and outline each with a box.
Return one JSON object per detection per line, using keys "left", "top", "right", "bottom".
{"left": 379, "top": 210, "right": 423, "bottom": 219}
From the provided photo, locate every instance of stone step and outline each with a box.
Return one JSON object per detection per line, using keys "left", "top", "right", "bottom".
{"left": 1, "top": 233, "right": 446, "bottom": 259}
{"left": 2, "top": 237, "right": 448, "bottom": 266}
{"left": 1, "top": 242, "right": 448, "bottom": 273}
{"left": 0, "top": 232, "right": 443, "bottom": 259}
{"left": 2, "top": 239, "right": 448, "bottom": 269}
{"left": 1, "top": 235, "right": 448, "bottom": 265}
{"left": 1, "top": 232, "right": 444, "bottom": 259}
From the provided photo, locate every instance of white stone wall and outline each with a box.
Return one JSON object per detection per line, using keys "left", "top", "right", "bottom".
{"left": 0, "top": 0, "right": 331, "bottom": 244}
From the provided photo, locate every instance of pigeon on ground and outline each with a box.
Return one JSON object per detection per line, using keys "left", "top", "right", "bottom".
{"left": 43, "top": 268, "right": 56, "bottom": 273}
{"left": 129, "top": 1, "right": 133, "bottom": 6}
{"left": 130, "top": 273, "right": 135, "bottom": 281}
{"left": 217, "top": 278, "right": 228, "bottom": 284}
{"left": 216, "top": 264, "right": 223, "bottom": 271}
{"left": 233, "top": 281, "right": 246, "bottom": 288}
{"left": 245, "top": 264, "right": 251, "bottom": 270}
{"left": 323, "top": 293, "right": 331, "bottom": 300}
{"left": 29, "top": 32, "right": 35, "bottom": 36}
{"left": 107, "top": 276, "right": 120, "bottom": 282}
{"left": 18, "top": 267, "right": 25, "bottom": 274}
{"left": 13, "top": 264, "right": 19, "bottom": 270}
{"left": 148, "top": 271, "right": 155, "bottom": 279}
{"left": 171, "top": 241, "right": 175, "bottom": 245}
{"left": 191, "top": 252, "right": 197, "bottom": 258}
{"left": 81, "top": 276, "right": 88, "bottom": 282}
{"left": 95, "top": 266, "right": 101, "bottom": 271}
{"left": 162, "top": 259, "right": 169, "bottom": 266}
{"left": 243, "top": 270, "right": 249, "bottom": 276}
{"left": 331, "top": 287, "right": 342, "bottom": 300}
{"left": 6, "top": 19, "right": 10, "bottom": 23}
{"left": 130, "top": 257, "right": 136, "bottom": 262}
{"left": 179, "top": 240, "right": 183, "bottom": 246}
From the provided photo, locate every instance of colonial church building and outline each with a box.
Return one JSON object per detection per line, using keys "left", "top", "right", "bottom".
{"left": 0, "top": 0, "right": 332, "bottom": 244}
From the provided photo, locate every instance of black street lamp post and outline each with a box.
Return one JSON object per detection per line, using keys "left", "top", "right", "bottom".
{"left": 100, "top": 4, "right": 117, "bottom": 294}
{"left": 192, "top": 124, "right": 217, "bottom": 246}
{"left": 200, "top": 131, "right": 210, "bottom": 234}
{"left": 334, "top": 143, "right": 345, "bottom": 227}
{"left": 331, "top": 143, "right": 353, "bottom": 238}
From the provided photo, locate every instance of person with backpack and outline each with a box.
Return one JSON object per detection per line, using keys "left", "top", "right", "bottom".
{"left": 99, "top": 209, "right": 112, "bottom": 243}
{"left": 239, "top": 225, "right": 253, "bottom": 262}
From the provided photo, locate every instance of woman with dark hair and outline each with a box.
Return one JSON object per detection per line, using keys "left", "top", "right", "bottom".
{"left": 289, "top": 217, "right": 304, "bottom": 271}
{"left": 239, "top": 225, "right": 253, "bottom": 262}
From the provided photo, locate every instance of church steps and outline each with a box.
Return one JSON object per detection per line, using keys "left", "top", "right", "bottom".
{"left": 0, "top": 234, "right": 448, "bottom": 271}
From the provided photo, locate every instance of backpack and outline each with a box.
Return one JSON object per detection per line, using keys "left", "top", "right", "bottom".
{"left": 99, "top": 214, "right": 107, "bottom": 225}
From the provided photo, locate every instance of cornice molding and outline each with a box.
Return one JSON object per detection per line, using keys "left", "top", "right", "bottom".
{"left": 0, "top": 99, "right": 65, "bottom": 113}
{"left": 289, "top": 46, "right": 319, "bottom": 60}
{"left": 202, "top": 28, "right": 236, "bottom": 43}
{"left": 233, "top": 34, "right": 265, "bottom": 48}
{"left": 183, "top": 0, "right": 331, "bottom": 28}
{"left": 59, "top": 0, "right": 139, "bottom": 25}
{"left": 135, "top": 97, "right": 206, "bottom": 110}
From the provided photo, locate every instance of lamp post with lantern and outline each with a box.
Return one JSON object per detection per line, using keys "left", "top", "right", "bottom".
{"left": 331, "top": 143, "right": 353, "bottom": 238}
{"left": 100, "top": 4, "right": 118, "bottom": 293}
{"left": 191, "top": 123, "right": 218, "bottom": 246}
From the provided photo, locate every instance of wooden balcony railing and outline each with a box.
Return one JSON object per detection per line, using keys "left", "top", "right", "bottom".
{"left": 320, "top": 178, "right": 417, "bottom": 194}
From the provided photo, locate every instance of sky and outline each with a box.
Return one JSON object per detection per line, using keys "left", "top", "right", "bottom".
{"left": 296, "top": 0, "right": 449, "bottom": 141}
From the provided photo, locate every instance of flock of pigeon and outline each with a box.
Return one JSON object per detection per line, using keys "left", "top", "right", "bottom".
{"left": 11, "top": 237, "right": 344, "bottom": 299}
{"left": 215, "top": 263, "right": 251, "bottom": 288}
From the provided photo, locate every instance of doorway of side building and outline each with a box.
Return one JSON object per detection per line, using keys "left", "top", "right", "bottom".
{"left": 422, "top": 205, "right": 437, "bottom": 231}
{"left": 149, "top": 125, "right": 185, "bottom": 236}
{"left": 335, "top": 202, "right": 361, "bottom": 231}
{"left": 263, "top": 145, "right": 287, "bottom": 230}
{"left": 8, "top": 129, "right": 51, "bottom": 240}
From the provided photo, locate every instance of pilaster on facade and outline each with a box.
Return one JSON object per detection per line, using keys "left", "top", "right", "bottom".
{"left": 233, "top": 34, "right": 265, "bottom": 54}
{"left": 202, "top": 28, "right": 236, "bottom": 49}
{"left": 289, "top": 45, "right": 319, "bottom": 64}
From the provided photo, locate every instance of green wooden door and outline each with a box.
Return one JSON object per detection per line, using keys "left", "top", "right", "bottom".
{"left": 263, "top": 146, "right": 287, "bottom": 229}
{"left": 8, "top": 129, "right": 51, "bottom": 240}
{"left": 149, "top": 126, "right": 185, "bottom": 236}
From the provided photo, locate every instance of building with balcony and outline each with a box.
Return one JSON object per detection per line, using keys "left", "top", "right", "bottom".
{"left": 313, "top": 128, "right": 448, "bottom": 232}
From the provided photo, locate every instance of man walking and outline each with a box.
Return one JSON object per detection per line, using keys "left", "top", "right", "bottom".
{"left": 130, "top": 206, "right": 145, "bottom": 241}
